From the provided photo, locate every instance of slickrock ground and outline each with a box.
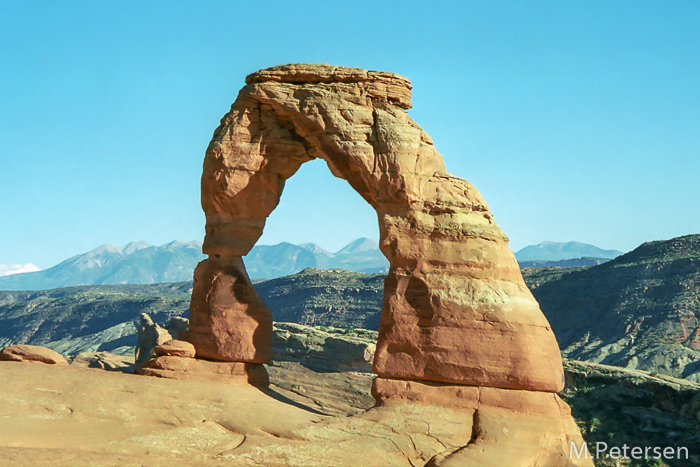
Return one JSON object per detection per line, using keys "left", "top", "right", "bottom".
{"left": 8, "top": 327, "right": 700, "bottom": 466}
{"left": 0, "top": 324, "right": 589, "bottom": 467}
{"left": 0, "top": 361, "right": 588, "bottom": 467}
{"left": 5, "top": 355, "right": 697, "bottom": 466}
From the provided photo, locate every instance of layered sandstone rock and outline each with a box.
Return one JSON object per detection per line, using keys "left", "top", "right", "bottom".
{"left": 187, "top": 63, "right": 591, "bottom": 465}
{"left": 191, "top": 63, "right": 563, "bottom": 392}
{"left": 137, "top": 355, "right": 269, "bottom": 388}
{"left": 154, "top": 339, "right": 196, "bottom": 358}
{"left": 189, "top": 257, "right": 272, "bottom": 363}
{"left": 0, "top": 344, "right": 68, "bottom": 364}
{"left": 373, "top": 378, "right": 589, "bottom": 466}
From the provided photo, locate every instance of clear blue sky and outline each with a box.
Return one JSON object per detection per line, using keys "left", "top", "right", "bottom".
{"left": 1, "top": 1, "right": 699, "bottom": 269}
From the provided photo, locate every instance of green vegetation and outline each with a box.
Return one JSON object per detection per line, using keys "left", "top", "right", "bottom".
{"left": 561, "top": 359, "right": 699, "bottom": 467}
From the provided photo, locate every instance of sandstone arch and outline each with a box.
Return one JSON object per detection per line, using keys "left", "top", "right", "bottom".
{"left": 189, "top": 64, "right": 564, "bottom": 394}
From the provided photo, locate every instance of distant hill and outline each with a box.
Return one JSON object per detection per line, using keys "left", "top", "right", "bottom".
{"left": 515, "top": 241, "right": 623, "bottom": 262}
{"left": 0, "top": 282, "right": 193, "bottom": 355}
{"left": 254, "top": 268, "right": 385, "bottom": 329}
{"left": 524, "top": 234, "right": 700, "bottom": 382}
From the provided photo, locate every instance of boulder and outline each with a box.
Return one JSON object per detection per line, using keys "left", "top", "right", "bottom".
{"left": 0, "top": 344, "right": 68, "bottom": 364}
{"left": 166, "top": 316, "right": 189, "bottom": 341}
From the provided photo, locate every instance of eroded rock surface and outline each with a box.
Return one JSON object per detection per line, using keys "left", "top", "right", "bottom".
{"left": 0, "top": 362, "right": 594, "bottom": 467}
{"left": 70, "top": 352, "right": 133, "bottom": 372}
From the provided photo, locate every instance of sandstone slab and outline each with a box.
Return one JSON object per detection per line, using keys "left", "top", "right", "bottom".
{"left": 0, "top": 344, "right": 68, "bottom": 365}
{"left": 373, "top": 377, "right": 591, "bottom": 466}
{"left": 154, "top": 339, "right": 196, "bottom": 358}
{"left": 136, "top": 355, "right": 269, "bottom": 388}
{"left": 266, "top": 360, "right": 375, "bottom": 417}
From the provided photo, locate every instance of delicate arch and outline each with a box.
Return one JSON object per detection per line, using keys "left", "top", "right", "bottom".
{"left": 189, "top": 64, "right": 563, "bottom": 392}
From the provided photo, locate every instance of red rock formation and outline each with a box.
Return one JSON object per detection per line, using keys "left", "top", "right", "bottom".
{"left": 191, "top": 63, "right": 563, "bottom": 393}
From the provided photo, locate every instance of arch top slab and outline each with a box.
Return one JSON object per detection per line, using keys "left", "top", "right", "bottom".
{"left": 245, "top": 63, "right": 413, "bottom": 109}
{"left": 189, "top": 64, "right": 564, "bottom": 393}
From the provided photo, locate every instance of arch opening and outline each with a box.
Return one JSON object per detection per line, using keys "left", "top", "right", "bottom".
{"left": 243, "top": 157, "right": 385, "bottom": 280}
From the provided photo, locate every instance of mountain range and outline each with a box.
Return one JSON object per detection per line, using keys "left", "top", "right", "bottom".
{"left": 0, "top": 238, "right": 624, "bottom": 291}
{"left": 514, "top": 241, "right": 623, "bottom": 264}
{"left": 516, "top": 257, "right": 612, "bottom": 268}
{"left": 242, "top": 237, "right": 388, "bottom": 279}
{"left": 0, "top": 241, "right": 206, "bottom": 291}
{"left": 0, "top": 263, "right": 40, "bottom": 277}
{"left": 0, "top": 238, "right": 390, "bottom": 291}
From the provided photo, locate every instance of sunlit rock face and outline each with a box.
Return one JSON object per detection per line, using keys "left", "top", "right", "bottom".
{"left": 191, "top": 63, "right": 563, "bottom": 392}
{"left": 187, "top": 65, "right": 592, "bottom": 465}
